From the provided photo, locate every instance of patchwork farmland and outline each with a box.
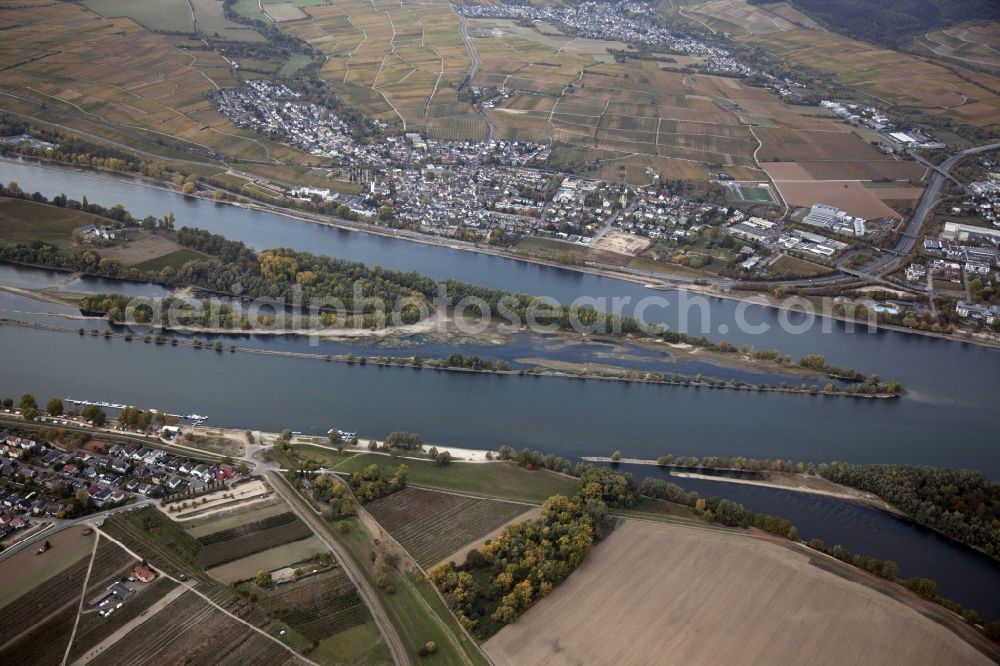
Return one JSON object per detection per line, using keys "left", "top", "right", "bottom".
{"left": 738, "top": 23, "right": 1000, "bottom": 130}
{"left": 99, "top": 480, "right": 390, "bottom": 664}
{"left": 364, "top": 486, "right": 534, "bottom": 569}
{"left": 273, "top": 0, "right": 483, "bottom": 134}
{"left": 0, "top": 0, "right": 329, "bottom": 186}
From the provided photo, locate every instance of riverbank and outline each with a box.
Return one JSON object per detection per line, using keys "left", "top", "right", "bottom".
{"left": 0, "top": 317, "right": 901, "bottom": 399}
{"left": 3, "top": 155, "right": 999, "bottom": 351}
{"left": 0, "top": 268, "right": 891, "bottom": 384}
{"left": 583, "top": 455, "right": 904, "bottom": 514}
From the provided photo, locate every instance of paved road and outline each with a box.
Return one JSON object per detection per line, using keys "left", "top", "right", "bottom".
{"left": 454, "top": 6, "right": 495, "bottom": 141}
{"left": 748, "top": 142, "right": 1000, "bottom": 291}
{"left": 0, "top": 501, "right": 153, "bottom": 562}
{"left": 266, "top": 471, "right": 412, "bottom": 666}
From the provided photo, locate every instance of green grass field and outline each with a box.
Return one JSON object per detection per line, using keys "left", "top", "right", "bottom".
{"left": 279, "top": 54, "right": 314, "bottom": 78}
{"left": 132, "top": 248, "right": 207, "bottom": 272}
{"left": 232, "top": 0, "right": 268, "bottom": 21}
{"left": 309, "top": 623, "right": 390, "bottom": 666}
{"left": 738, "top": 186, "right": 774, "bottom": 202}
{"left": 328, "top": 516, "right": 488, "bottom": 665}
{"left": 333, "top": 454, "right": 578, "bottom": 503}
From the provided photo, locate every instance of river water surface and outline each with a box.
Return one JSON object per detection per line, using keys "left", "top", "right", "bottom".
{"left": 1, "top": 159, "right": 998, "bottom": 617}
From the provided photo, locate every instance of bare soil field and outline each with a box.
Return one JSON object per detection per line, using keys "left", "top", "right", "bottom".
{"left": 773, "top": 180, "right": 903, "bottom": 220}
{"left": 768, "top": 253, "right": 831, "bottom": 278}
{"left": 798, "top": 159, "right": 926, "bottom": 182}
{"left": 91, "top": 230, "right": 190, "bottom": 267}
{"left": 0, "top": 526, "right": 93, "bottom": 608}
{"left": 484, "top": 520, "right": 995, "bottom": 666}
{"left": 866, "top": 184, "right": 926, "bottom": 201}
{"left": 591, "top": 231, "right": 652, "bottom": 256}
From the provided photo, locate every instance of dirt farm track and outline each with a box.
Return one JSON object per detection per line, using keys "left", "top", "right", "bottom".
{"left": 484, "top": 520, "right": 995, "bottom": 666}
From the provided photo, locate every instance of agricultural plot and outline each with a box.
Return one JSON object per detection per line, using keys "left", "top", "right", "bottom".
{"left": 0, "top": 198, "right": 108, "bottom": 248}
{"left": 197, "top": 512, "right": 314, "bottom": 568}
{"left": 364, "top": 486, "right": 533, "bottom": 569}
{"left": 256, "top": 570, "right": 371, "bottom": 642}
{"left": 0, "top": 0, "right": 317, "bottom": 184}
{"left": 206, "top": 537, "right": 327, "bottom": 583}
{"left": 0, "top": 527, "right": 94, "bottom": 606}
{"left": 90, "top": 229, "right": 199, "bottom": 268}
{"left": 0, "top": 530, "right": 139, "bottom": 665}
{"left": 104, "top": 507, "right": 207, "bottom": 582}
{"left": 169, "top": 479, "right": 273, "bottom": 519}
{"left": 484, "top": 520, "right": 994, "bottom": 666}
{"left": 264, "top": 3, "right": 309, "bottom": 22}
{"left": 192, "top": 0, "right": 267, "bottom": 42}
{"left": 84, "top": 0, "right": 195, "bottom": 33}
{"left": 740, "top": 27, "right": 1000, "bottom": 129}
{"left": 278, "top": 0, "right": 477, "bottom": 132}
{"left": 335, "top": 455, "right": 579, "bottom": 503}
{"left": 913, "top": 22, "right": 1000, "bottom": 73}
{"left": 0, "top": 605, "right": 78, "bottom": 666}
{"left": 676, "top": 0, "right": 812, "bottom": 36}
{"left": 91, "top": 590, "right": 301, "bottom": 665}
{"left": 0, "top": 543, "right": 91, "bottom": 639}
{"left": 772, "top": 179, "right": 904, "bottom": 220}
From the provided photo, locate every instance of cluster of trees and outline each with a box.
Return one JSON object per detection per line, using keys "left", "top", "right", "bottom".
{"left": 382, "top": 431, "right": 423, "bottom": 451}
{"left": 117, "top": 406, "right": 174, "bottom": 432}
{"left": 435, "top": 354, "right": 510, "bottom": 372}
{"left": 655, "top": 454, "right": 817, "bottom": 475}
{"left": 425, "top": 447, "right": 452, "bottom": 466}
{"left": 347, "top": 463, "right": 408, "bottom": 503}
{"left": 79, "top": 293, "right": 241, "bottom": 329}
{"left": 311, "top": 474, "right": 355, "bottom": 518}
{"left": 0, "top": 113, "right": 169, "bottom": 180}
{"left": 429, "top": 492, "right": 609, "bottom": 638}
{"left": 496, "top": 445, "right": 582, "bottom": 475}
{"left": 172, "top": 229, "right": 435, "bottom": 322}
{"left": 577, "top": 467, "right": 640, "bottom": 508}
{"left": 8, "top": 393, "right": 109, "bottom": 426}
{"left": 805, "top": 537, "right": 988, "bottom": 627}
{"left": 640, "top": 477, "right": 800, "bottom": 539}
{"left": 797, "top": 354, "right": 866, "bottom": 381}
{"left": 820, "top": 462, "right": 1000, "bottom": 557}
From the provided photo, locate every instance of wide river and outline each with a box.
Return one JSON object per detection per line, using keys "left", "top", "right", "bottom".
{"left": 1, "top": 159, "right": 998, "bottom": 617}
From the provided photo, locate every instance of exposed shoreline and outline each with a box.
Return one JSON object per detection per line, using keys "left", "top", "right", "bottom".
{"left": 3, "top": 155, "right": 998, "bottom": 351}
{"left": 0, "top": 281, "right": 884, "bottom": 383}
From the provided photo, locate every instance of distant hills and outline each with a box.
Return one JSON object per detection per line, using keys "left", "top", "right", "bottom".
{"left": 748, "top": 0, "right": 1000, "bottom": 48}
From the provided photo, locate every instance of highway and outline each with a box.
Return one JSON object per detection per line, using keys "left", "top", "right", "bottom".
{"left": 748, "top": 142, "right": 1000, "bottom": 291}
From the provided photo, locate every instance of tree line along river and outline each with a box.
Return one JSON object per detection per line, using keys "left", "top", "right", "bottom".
{"left": 0, "top": 158, "right": 998, "bottom": 618}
